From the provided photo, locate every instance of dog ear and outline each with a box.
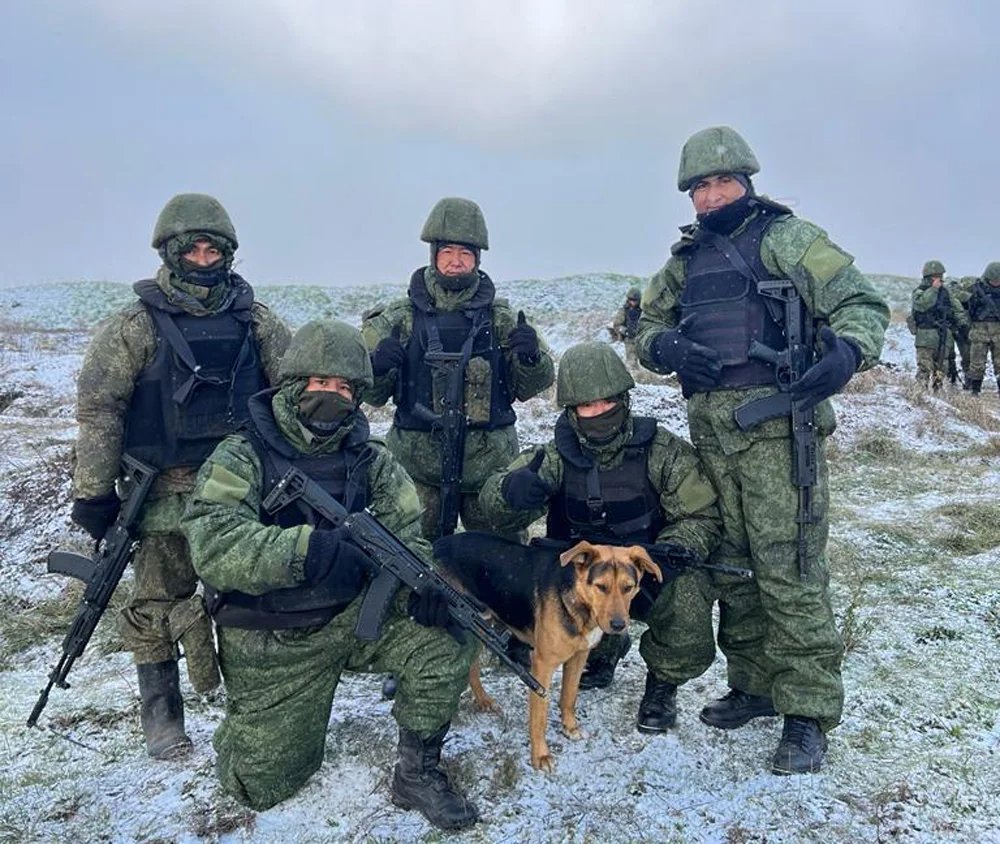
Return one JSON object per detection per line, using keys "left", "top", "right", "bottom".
{"left": 628, "top": 547, "right": 663, "bottom": 582}
{"left": 560, "top": 540, "right": 599, "bottom": 568}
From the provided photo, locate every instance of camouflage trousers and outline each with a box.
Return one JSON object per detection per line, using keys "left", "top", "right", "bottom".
{"left": 213, "top": 590, "right": 476, "bottom": 811}
{"left": 968, "top": 321, "right": 1000, "bottom": 382}
{"left": 915, "top": 345, "right": 948, "bottom": 389}
{"left": 413, "top": 479, "right": 523, "bottom": 543}
{"left": 642, "top": 436, "right": 844, "bottom": 732}
{"left": 118, "top": 494, "right": 219, "bottom": 692}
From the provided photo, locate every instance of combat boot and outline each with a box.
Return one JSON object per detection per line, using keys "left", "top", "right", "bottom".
{"left": 391, "top": 725, "right": 479, "bottom": 830}
{"left": 699, "top": 687, "right": 778, "bottom": 730}
{"left": 636, "top": 672, "right": 677, "bottom": 733}
{"left": 771, "top": 715, "right": 828, "bottom": 775}
{"left": 137, "top": 660, "right": 192, "bottom": 760}
{"left": 578, "top": 632, "right": 631, "bottom": 690}
{"left": 968, "top": 378, "right": 983, "bottom": 394}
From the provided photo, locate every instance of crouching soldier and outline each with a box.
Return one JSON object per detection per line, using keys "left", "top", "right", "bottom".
{"left": 478, "top": 342, "right": 721, "bottom": 729}
{"left": 180, "top": 320, "right": 479, "bottom": 830}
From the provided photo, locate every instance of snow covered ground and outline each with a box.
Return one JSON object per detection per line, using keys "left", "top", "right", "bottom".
{"left": 1, "top": 276, "right": 998, "bottom": 843}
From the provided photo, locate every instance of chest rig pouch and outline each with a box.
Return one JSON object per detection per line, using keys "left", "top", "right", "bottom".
{"left": 546, "top": 414, "right": 664, "bottom": 544}
{"left": 679, "top": 205, "right": 790, "bottom": 390}
{"left": 206, "top": 389, "right": 375, "bottom": 630}
{"left": 125, "top": 277, "right": 265, "bottom": 469}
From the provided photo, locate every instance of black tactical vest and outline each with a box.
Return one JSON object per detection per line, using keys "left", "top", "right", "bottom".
{"left": 678, "top": 205, "right": 789, "bottom": 391}
{"left": 392, "top": 269, "right": 516, "bottom": 431}
{"left": 546, "top": 414, "right": 664, "bottom": 544}
{"left": 207, "top": 388, "right": 375, "bottom": 630}
{"left": 123, "top": 277, "right": 266, "bottom": 469}
{"left": 913, "top": 287, "right": 952, "bottom": 328}
{"left": 623, "top": 306, "right": 641, "bottom": 338}
{"left": 969, "top": 283, "right": 1000, "bottom": 322}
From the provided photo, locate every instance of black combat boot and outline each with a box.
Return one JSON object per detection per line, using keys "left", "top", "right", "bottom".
{"left": 771, "top": 715, "right": 828, "bottom": 775}
{"left": 391, "top": 725, "right": 479, "bottom": 830}
{"left": 636, "top": 672, "right": 677, "bottom": 733}
{"left": 137, "top": 660, "right": 192, "bottom": 760}
{"left": 578, "top": 632, "right": 631, "bottom": 690}
{"left": 699, "top": 687, "right": 778, "bottom": 730}
{"left": 968, "top": 378, "right": 983, "bottom": 394}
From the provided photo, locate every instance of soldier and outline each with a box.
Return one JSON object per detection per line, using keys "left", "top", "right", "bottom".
{"left": 479, "top": 342, "right": 722, "bottom": 726}
{"left": 180, "top": 321, "right": 479, "bottom": 829}
{"left": 609, "top": 287, "right": 643, "bottom": 364}
{"left": 70, "top": 193, "right": 290, "bottom": 759}
{"left": 360, "top": 197, "right": 555, "bottom": 542}
{"left": 946, "top": 276, "right": 975, "bottom": 385}
{"left": 965, "top": 262, "right": 1000, "bottom": 394}
{"left": 636, "top": 126, "right": 888, "bottom": 774}
{"left": 909, "top": 260, "right": 968, "bottom": 390}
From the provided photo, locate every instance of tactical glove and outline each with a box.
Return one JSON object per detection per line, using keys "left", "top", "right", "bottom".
{"left": 370, "top": 325, "right": 405, "bottom": 376}
{"left": 71, "top": 491, "right": 121, "bottom": 540}
{"left": 500, "top": 450, "right": 551, "bottom": 511}
{"left": 507, "top": 311, "right": 540, "bottom": 364}
{"left": 789, "top": 326, "right": 861, "bottom": 412}
{"left": 407, "top": 586, "right": 467, "bottom": 643}
{"left": 650, "top": 315, "right": 722, "bottom": 393}
{"left": 303, "top": 527, "right": 373, "bottom": 595}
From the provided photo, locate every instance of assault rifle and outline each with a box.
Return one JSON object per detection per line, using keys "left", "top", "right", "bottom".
{"left": 261, "top": 466, "right": 545, "bottom": 697}
{"left": 28, "top": 455, "right": 158, "bottom": 727}
{"left": 732, "top": 278, "right": 817, "bottom": 579}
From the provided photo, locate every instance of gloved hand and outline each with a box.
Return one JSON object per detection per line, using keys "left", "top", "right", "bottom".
{"left": 507, "top": 310, "right": 540, "bottom": 364}
{"left": 650, "top": 315, "right": 722, "bottom": 392}
{"left": 500, "top": 450, "right": 551, "bottom": 510}
{"left": 789, "top": 326, "right": 861, "bottom": 412}
{"left": 370, "top": 325, "right": 405, "bottom": 376}
{"left": 303, "top": 527, "right": 373, "bottom": 596}
{"left": 407, "top": 586, "right": 467, "bottom": 643}
{"left": 71, "top": 491, "right": 121, "bottom": 540}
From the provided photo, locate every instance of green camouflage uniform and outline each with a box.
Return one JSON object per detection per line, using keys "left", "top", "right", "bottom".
{"left": 910, "top": 279, "right": 968, "bottom": 389}
{"left": 610, "top": 290, "right": 643, "bottom": 363}
{"left": 181, "top": 378, "right": 475, "bottom": 810}
{"left": 947, "top": 277, "right": 975, "bottom": 379}
{"left": 636, "top": 208, "right": 888, "bottom": 733}
{"left": 73, "top": 266, "right": 289, "bottom": 685}
{"left": 362, "top": 271, "right": 554, "bottom": 540}
{"left": 966, "top": 264, "right": 1000, "bottom": 387}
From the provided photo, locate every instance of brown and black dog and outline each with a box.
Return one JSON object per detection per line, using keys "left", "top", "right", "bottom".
{"left": 433, "top": 531, "right": 662, "bottom": 772}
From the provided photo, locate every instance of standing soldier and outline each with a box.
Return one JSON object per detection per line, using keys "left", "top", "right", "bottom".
{"left": 946, "top": 276, "right": 975, "bottom": 386}
{"left": 636, "top": 126, "right": 888, "bottom": 774}
{"left": 360, "top": 197, "right": 554, "bottom": 542}
{"left": 478, "top": 342, "right": 722, "bottom": 721}
{"left": 180, "top": 321, "right": 478, "bottom": 829}
{"left": 609, "top": 287, "right": 643, "bottom": 364}
{"left": 909, "top": 260, "right": 968, "bottom": 390}
{"left": 965, "top": 262, "right": 1000, "bottom": 394}
{"left": 70, "top": 193, "right": 290, "bottom": 759}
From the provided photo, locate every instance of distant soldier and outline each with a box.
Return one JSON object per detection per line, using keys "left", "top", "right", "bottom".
{"left": 71, "top": 194, "right": 290, "bottom": 759}
{"left": 609, "top": 287, "right": 643, "bottom": 363}
{"left": 360, "top": 197, "right": 555, "bottom": 542}
{"left": 909, "top": 260, "right": 968, "bottom": 390}
{"left": 946, "top": 276, "right": 976, "bottom": 385}
{"left": 965, "top": 262, "right": 1000, "bottom": 394}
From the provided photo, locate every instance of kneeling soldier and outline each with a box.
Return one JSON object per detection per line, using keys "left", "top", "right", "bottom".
{"left": 181, "top": 320, "right": 478, "bottom": 830}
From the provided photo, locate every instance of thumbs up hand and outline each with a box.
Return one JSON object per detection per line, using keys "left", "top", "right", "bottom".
{"left": 507, "top": 310, "right": 540, "bottom": 364}
{"left": 500, "top": 448, "right": 552, "bottom": 510}
{"left": 371, "top": 324, "right": 406, "bottom": 376}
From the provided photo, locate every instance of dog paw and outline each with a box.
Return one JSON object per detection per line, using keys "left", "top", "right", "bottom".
{"left": 473, "top": 695, "right": 503, "bottom": 715}
{"left": 531, "top": 752, "right": 555, "bottom": 773}
{"left": 561, "top": 724, "right": 587, "bottom": 741}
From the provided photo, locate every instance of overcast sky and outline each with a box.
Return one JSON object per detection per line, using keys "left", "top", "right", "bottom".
{"left": 1, "top": 1, "right": 996, "bottom": 289}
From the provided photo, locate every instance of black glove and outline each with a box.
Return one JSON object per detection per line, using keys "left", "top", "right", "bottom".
{"left": 789, "top": 326, "right": 861, "bottom": 412}
{"left": 500, "top": 450, "right": 551, "bottom": 510}
{"left": 507, "top": 310, "right": 540, "bottom": 364}
{"left": 650, "top": 315, "right": 722, "bottom": 393}
{"left": 303, "top": 528, "right": 373, "bottom": 596}
{"left": 370, "top": 325, "right": 405, "bottom": 376}
{"left": 407, "top": 586, "right": 467, "bottom": 644}
{"left": 71, "top": 491, "right": 121, "bottom": 540}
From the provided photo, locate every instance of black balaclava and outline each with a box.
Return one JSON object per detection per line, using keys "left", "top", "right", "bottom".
{"left": 574, "top": 396, "right": 629, "bottom": 445}
{"left": 161, "top": 232, "right": 234, "bottom": 287}
{"left": 695, "top": 174, "right": 756, "bottom": 236}
{"left": 296, "top": 389, "right": 357, "bottom": 437}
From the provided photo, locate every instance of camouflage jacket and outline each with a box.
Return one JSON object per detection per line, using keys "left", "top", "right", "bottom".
{"left": 636, "top": 208, "right": 889, "bottom": 455}
{"left": 910, "top": 283, "right": 968, "bottom": 348}
{"left": 478, "top": 415, "right": 722, "bottom": 560}
{"left": 73, "top": 268, "right": 290, "bottom": 499}
{"left": 180, "top": 422, "right": 430, "bottom": 595}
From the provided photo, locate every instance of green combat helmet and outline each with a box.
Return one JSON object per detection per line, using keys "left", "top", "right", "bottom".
{"left": 556, "top": 342, "right": 635, "bottom": 407}
{"left": 420, "top": 197, "right": 489, "bottom": 250}
{"left": 922, "top": 259, "right": 946, "bottom": 278}
{"left": 677, "top": 126, "right": 761, "bottom": 192}
{"left": 151, "top": 193, "right": 238, "bottom": 250}
{"left": 627, "top": 287, "right": 642, "bottom": 301}
{"left": 982, "top": 262, "right": 1000, "bottom": 284}
{"left": 278, "top": 320, "right": 374, "bottom": 391}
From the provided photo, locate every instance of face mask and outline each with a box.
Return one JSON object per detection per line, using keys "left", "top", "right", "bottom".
{"left": 576, "top": 402, "right": 628, "bottom": 445}
{"left": 297, "top": 390, "right": 355, "bottom": 435}
{"left": 178, "top": 258, "right": 229, "bottom": 287}
{"left": 697, "top": 193, "right": 755, "bottom": 235}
